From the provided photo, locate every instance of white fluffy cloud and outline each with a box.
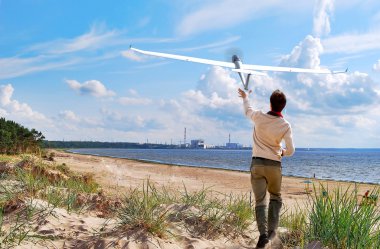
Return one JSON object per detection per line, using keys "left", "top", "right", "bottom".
{"left": 373, "top": 60, "right": 380, "bottom": 72}
{"left": 66, "top": 79, "right": 115, "bottom": 97}
{"left": 271, "top": 36, "right": 379, "bottom": 114}
{"left": 178, "top": 66, "right": 242, "bottom": 119}
{"left": 0, "top": 84, "right": 49, "bottom": 122}
{"left": 280, "top": 35, "right": 323, "bottom": 69}
{"left": 313, "top": 0, "right": 334, "bottom": 37}
{"left": 157, "top": 34, "right": 380, "bottom": 147}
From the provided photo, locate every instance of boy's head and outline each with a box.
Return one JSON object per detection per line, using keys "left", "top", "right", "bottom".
{"left": 270, "top": 89, "right": 286, "bottom": 112}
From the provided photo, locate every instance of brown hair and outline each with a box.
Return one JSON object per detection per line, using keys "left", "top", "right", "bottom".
{"left": 270, "top": 89, "right": 286, "bottom": 112}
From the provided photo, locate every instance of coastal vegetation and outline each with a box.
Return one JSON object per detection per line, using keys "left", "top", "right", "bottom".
{"left": 1, "top": 152, "right": 379, "bottom": 248}
{"left": 117, "top": 182, "right": 253, "bottom": 239}
{"left": 0, "top": 118, "right": 45, "bottom": 154}
{"left": 0, "top": 154, "right": 102, "bottom": 247}
{"left": 43, "top": 140, "right": 177, "bottom": 149}
{"left": 280, "top": 185, "right": 380, "bottom": 248}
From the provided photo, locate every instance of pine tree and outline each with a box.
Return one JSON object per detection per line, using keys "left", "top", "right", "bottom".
{"left": 0, "top": 117, "right": 45, "bottom": 154}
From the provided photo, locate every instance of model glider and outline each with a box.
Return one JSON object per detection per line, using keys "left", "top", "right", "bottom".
{"left": 130, "top": 47, "right": 347, "bottom": 90}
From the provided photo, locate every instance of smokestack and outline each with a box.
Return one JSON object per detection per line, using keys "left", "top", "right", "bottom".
{"left": 184, "top": 127, "right": 187, "bottom": 145}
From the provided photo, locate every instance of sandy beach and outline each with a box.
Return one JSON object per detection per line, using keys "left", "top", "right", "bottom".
{"left": 6, "top": 150, "right": 377, "bottom": 249}
{"left": 54, "top": 150, "right": 377, "bottom": 210}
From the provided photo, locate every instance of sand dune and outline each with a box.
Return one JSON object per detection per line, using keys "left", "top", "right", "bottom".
{"left": 10, "top": 150, "right": 377, "bottom": 249}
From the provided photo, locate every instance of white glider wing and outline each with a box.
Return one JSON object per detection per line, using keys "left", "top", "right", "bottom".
{"left": 130, "top": 47, "right": 235, "bottom": 68}
{"left": 242, "top": 64, "right": 333, "bottom": 74}
{"left": 130, "top": 47, "right": 345, "bottom": 74}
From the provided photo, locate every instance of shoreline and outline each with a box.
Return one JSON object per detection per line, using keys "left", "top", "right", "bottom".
{"left": 66, "top": 149, "right": 380, "bottom": 186}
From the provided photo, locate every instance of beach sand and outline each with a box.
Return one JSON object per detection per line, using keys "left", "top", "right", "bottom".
{"left": 21, "top": 150, "right": 377, "bottom": 249}
{"left": 54, "top": 150, "right": 376, "bottom": 209}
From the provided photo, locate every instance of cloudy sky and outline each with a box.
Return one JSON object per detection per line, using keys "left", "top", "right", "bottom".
{"left": 1, "top": 0, "right": 380, "bottom": 148}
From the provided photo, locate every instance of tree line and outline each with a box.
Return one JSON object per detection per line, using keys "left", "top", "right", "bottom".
{"left": 0, "top": 117, "right": 45, "bottom": 154}
{"left": 43, "top": 141, "right": 177, "bottom": 149}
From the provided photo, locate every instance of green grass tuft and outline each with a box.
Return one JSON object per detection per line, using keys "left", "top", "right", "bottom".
{"left": 117, "top": 180, "right": 170, "bottom": 237}
{"left": 307, "top": 185, "right": 380, "bottom": 249}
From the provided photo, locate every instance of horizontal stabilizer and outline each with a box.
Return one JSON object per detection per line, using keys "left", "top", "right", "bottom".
{"left": 332, "top": 68, "right": 349, "bottom": 74}
{"left": 232, "top": 69, "right": 267, "bottom": 76}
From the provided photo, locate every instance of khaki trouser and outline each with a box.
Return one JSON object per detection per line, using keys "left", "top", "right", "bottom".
{"left": 250, "top": 157, "right": 282, "bottom": 207}
{"left": 251, "top": 157, "right": 283, "bottom": 235}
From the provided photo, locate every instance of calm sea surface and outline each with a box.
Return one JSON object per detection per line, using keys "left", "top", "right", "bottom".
{"left": 68, "top": 148, "right": 380, "bottom": 184}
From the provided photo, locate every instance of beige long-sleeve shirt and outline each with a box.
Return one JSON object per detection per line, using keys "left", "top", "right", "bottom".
{"left": 243, "top": 97, "right": 295, "bottom": 162}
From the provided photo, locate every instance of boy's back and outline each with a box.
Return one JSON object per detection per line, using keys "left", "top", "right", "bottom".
{"left": 238, "top": 88, "right": 294, "bottom": 249}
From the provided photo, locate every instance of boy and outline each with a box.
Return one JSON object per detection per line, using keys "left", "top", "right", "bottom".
{"left": 238, "top": 88, "right": 294, "bottom": 248}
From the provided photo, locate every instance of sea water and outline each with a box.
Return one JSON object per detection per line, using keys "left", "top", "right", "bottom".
{"left": 68, "top": 148, "right": 380, "bottom": 184}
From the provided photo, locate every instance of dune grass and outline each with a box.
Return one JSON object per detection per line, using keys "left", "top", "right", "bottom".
{"left": 280, "top": 185, "right": 380, "bottom": 248}
{"left": 280, "top": 204, "right": 307, "bottom": 247}
{"left": 116, "top": 180, "right": 254, "bottom": 239}
{"left": 307, "top": 185, "right": 380, "bottom": 249}
{"left": 117, "top": 181, "right": 171, "bottom": 238}
{"left": 0, "top": 153, "right": 101, "bottom": 247}
{"left": 115, "top": 180, "right": 380, "bottom": 246}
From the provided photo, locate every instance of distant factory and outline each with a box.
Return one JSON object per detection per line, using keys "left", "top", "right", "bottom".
{"left": 225, "top": 133, "right": 242, "bottom": 149}
{"left": 180, "top": 128, "right": 243, "bottom": 149}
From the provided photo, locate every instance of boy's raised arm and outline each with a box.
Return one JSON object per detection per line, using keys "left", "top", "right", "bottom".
{"left": 238, "top": 88, "right": 256, "bottom": 120}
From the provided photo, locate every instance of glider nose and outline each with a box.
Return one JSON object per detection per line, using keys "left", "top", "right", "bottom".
{"left": 232, "top": 55, "right": 240, "bottom": 63}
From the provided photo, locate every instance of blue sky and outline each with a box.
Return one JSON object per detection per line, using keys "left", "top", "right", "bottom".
{"left": 1, "top": 0, "right": 380, "bottom": 147}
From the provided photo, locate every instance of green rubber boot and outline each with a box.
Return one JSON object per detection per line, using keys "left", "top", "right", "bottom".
{"left": 255, "top": 205, "right": 267, "bottom": 236}
{"left": 268, "top": 199, "right": 282, "bottom": 238}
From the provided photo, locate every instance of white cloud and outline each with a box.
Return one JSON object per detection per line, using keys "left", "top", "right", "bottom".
{"left": 178, "top": 66, "right": 242, "bottom": 117}
{"left": 154, "top": 33, "right": 380, "bottom": 146}
{"left": 0, "top": 24, "right": 177, "bottom": 80}
{"left": 373, "top": 60, "right": 380, "bottom": 72}
{"left": 100, "top": 108, "right": 163, "bottom": 131}
{"left": 313, "top": 0, "right": 334, "bottom": 37}
{"left": 0, "top": 84, "right": 50, "bottom": 124}
{"left": 57, "top": 110, "right": 101, "bottom": 128}
{"left": 322, "top": 30, "right": 380, "bottom": 54}
{"left": 275, "top": 36, "right": 379, "bottom": 114}
{"left": 118, "top": 97, "right": 152, "bottom": 105}
{"left": 280, "top": 35, "right": 323, "bottom": 69}
{"left": 176, "top": 0, "right": 312, "bottom": 36}
{"left": 0, "top": 56, "right": 80, "bottom": 80}
{"left": 28, "top": 23, "right": 123, "bottom": 55}
{"left": 118, "top": 89, "right": 152, "bottom": 105}
{"left": 66, "top": 79, "right": 115, "bottom": 98}
{"left": 174, "top": 36, "right": 241, "bottom": 52}
{"left": 0, "top": 25, "right": 120, "bottom": 80}
{"left": 58, "top": 110, "right": 81, "bottom": 122}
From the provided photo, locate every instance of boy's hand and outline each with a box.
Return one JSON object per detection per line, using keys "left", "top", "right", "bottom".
{"left": 238, "top": 88, "right": 251, "bottom": 99}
